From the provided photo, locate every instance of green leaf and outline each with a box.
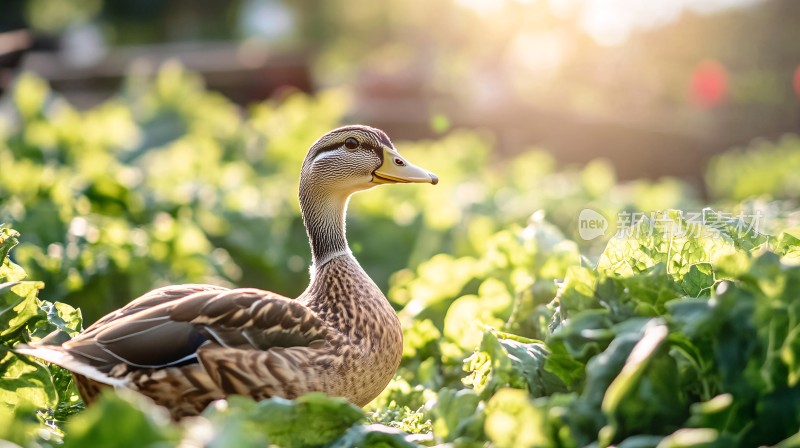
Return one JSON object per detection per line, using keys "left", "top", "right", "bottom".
{"left": 616, "top": 434, "right": 665, "bottom": 448}
{"left": 680, "top": 263, "right": 715, "bottom": 298}
{"left": 183, "top": 399, "right": 271, "bottom": 448}
{"left": 0, "top": 401, "right": 60, "bottom": 446}
{"left": 62, "top": 389, "right": 176, "bottom": 448}
{"left": 463, "top": 329, "right": 566, "bottom": 398}
{"left": 548, "top": 309, "right": 615, "bottom": 363}
{"left": 601, "top": 264, "right": 684, "bottom": 317}
{"left": 775, "top": 229, "right": 800, "bottom": 264}
{"left": 329, "top": 424, "right": 420, "bottom": 448}
{"left": 0, "top": 227, "right": 20, "bottom": 263}
{"left": 559, "top": 266, "right": 598, "bottom": 315}
{"left": 402, "top": 318, "right": 441, "bottom": 360}
{"left": 601, "top": 323, "right": 687, "bottom": 445}
{"left": 774, "top": 431, "right": 800, "bottom": 448}
{"left": 200, "top": 393, "right": 365, "bottom": 448}
{"left": 484, "top": 388, "right": 549, "bottom": 448}
{"left": 685, "top": 394, "right": 734, "bottom": 434}
{"left": 0, "top": 345, "right": 58, "bottom": 409}
{"left": 0, "top": 228, "right": 25, "bottom": 283}
{"left": 369, "top": 400, "right": 431, "bottom": 435}
{"left": 13, "top": 73, "right": 50, "bottom": 120}
{"left": 0, "top": 281, "right": 44, "bottom": 337}
{"left": 655, "top": 428, "right": 723, "bottom": 448}
{"left": 427, "top": 388, "right": 484, "bottom": 443}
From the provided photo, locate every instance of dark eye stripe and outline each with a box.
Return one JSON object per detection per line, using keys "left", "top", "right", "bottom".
{"left": 310, "top": 127, "right": 388, "bottom": 161}
{"left": 314, "top": 141, "right": 383, "bottom": 161}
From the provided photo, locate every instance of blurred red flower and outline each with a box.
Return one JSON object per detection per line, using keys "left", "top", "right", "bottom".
{"left": 690, "top": 60, "right": 728, "bottom": 109}
{"left": 793, "top": 65, "right": 800, "bottom": 99}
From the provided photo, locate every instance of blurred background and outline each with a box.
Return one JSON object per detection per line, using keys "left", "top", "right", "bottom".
{"left": 1, "top": 0, "right": 800, "bottom": 322}
{"left": 3, "top": 0, "right": 800, "bottom": 182}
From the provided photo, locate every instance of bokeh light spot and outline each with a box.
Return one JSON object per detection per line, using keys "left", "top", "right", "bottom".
{"left": 690, "top": 60, "right": 729, "bottom": 109}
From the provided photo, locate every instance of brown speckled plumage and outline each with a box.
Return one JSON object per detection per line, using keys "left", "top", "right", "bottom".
{"left": 16, "top": 125, "right": 436, "bottom": 419}
{"left": 298, "top": 256, "right": 403, "bottom": 406}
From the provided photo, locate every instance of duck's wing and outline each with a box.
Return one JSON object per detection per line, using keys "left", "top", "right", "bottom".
{"left": 167, "top": 287, "right": 328, "bottom": 350}
{"left": 17, "top": 285, "right": 329, "bottom": 385}
{"left": 81, "top": 284, "right": 229, "bottom": 334}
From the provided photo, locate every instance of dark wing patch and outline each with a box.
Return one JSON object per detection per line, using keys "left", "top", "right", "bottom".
{"left": 63, "top": 285, "right": 227, "bottom": 371}
{"left": 60, "top": 286, "right": 328, "bottom": 374}
{"left": 169, "top": 288, "right": 328, "bottom": 350}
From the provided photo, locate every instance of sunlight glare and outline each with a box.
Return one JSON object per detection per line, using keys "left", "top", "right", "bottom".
{"left": 455, "top": 0, "right": 507, "bottom": 15}
{"left": 576, "top": 0, "right": 766, "bottom": 46}
{"left": 509, "top": 31, "right": 567, "bottom": 79}
{"left": 580, "top": 6, "right": 631, "bottom": 47}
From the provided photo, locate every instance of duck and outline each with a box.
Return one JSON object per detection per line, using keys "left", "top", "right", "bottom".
{"left": 17, "top": 125, "right": 438, "bottom": 419}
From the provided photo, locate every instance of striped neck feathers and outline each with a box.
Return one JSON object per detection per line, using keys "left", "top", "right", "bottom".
{"left": 298, "top": 178, "right": 354, "bottom": 273}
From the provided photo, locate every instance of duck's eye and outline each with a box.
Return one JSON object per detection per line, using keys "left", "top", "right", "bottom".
{"left": 344, "top": 137, "right": 359, "bottom": 150}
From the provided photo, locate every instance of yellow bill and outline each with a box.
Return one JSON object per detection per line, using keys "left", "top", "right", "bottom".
{"left": 373, "top": 147, "right": 439, "bottom": 185}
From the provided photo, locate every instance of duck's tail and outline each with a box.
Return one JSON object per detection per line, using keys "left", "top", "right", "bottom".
{"left": 15, "top": 342, "right": 128, "bottom": 388}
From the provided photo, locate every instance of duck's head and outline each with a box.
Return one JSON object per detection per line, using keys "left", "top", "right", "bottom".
{"left": 300, "top": 125, "right": 438, "bottom": 196}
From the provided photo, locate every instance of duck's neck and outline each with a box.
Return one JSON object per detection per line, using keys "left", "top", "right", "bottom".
{"left": 299, "top": 184, "right": 352, "bottom": 271}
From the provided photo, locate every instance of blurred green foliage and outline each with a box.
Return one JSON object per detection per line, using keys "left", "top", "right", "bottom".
{"left": 2, "top": 67, "right": 800, "bottom": 446}
{"left": 707, "top": 135, "right": 800, "bottom": 202}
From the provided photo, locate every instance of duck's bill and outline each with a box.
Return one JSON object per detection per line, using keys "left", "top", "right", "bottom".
{"left": 373, "top": 147, "right": 439, "bottom": 185}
